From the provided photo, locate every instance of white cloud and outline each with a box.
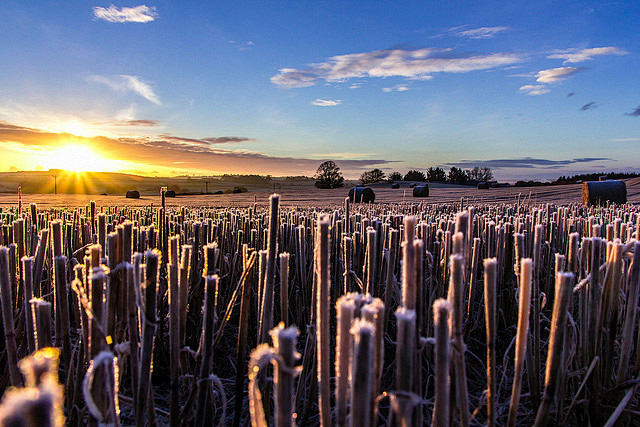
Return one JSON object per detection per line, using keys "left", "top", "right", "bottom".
{"left": 383, "top": 85, "right": 410, "bottom": 92}
{"left": 228, "top": 40, "right": 254, "bottom": 51}
{"left": 349, "top": 83, "right": 361, "bottom": 89}
{"left": 311, "top": 99, "right": 342, "bottom": 107}
{"left": 271, "top": 47, "right": 522, "bottom": 88}
{"left": 90, "top": 75, "right": 161, "bottom": 105}
{"left": 610, "top": 137, "right": 640, "bottom": 142}
{"left": 548, "top": 46, "right": 627, "bottom": 64}
{"left": 519, "top": 85, "right": 550, "bottom": 96}
{"left": 93, "top": 5, "right": 157, "bottom": 23}
{"left": 535, "top": 67, "right": 584, "bottom": 83}
{"left": 456, "top": 26, "right": 510, "bottom": 39}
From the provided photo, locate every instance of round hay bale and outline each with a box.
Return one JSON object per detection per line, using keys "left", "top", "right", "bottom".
{"left": 477, "top": 182, "right": 490, "bottom": 190}
{"left": 412, "top": 184, "right": 429, "bottom": 197}
{"left": 232, "top": 188, "right": 243, "bottom": 194}
{"left": 125, "top": 190, "right": 140, "bottom": 199}
{"left": 213, "top": 190, "right": 223, "bottom": 195}
{"left": 165, "top": 190, "right": 176, "bottom": 197}
{"left": 582, "top": 180, "right": 626, "bottom": 206}
{"left": 348, "top": 187, "right": 375, "bottom": 203}
{"left": 391, "top": 183, "right": 400, "bottom": 189}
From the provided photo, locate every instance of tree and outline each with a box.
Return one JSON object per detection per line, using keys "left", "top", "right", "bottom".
{"left": 467, "top": 166, "right": 494, "bottom": 182}
{"left": 360, "top": 168, "right": 386, "bottom": 184}
{"left": 314, "top": 161, "right": 344, "bottom": 189}
{"left": 388, "top": 171, "right": 403, "bottom": 182}
{"left": 448, "top": 167, "right": 469, "bottom": 184}
{"left": 426, "top": 167, "right": 447, "bottom": 182}
{"left": 403, "top": 170, "right": 426, "bottom": 182}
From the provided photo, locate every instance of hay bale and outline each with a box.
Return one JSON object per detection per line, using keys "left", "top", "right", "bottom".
{"left": 391, "top": 183, "right": 400, "bottom": 189}
{"left": 165, "top": 190, "right": 176, "bottom": 197}
{"left": 213, "top": 190, "right": 223, "bottom": 195}
{"left": 477, "top": 182, "right": 490, "bottom": 190}
{"left": 125, "top": 190, "right": 140, "bottom": 199}
{"left": 412, "top": 184, "right": 429, "bottom": 197}
{"left": 348, "top": 187, "right": 375, "bottom": 203}
{"left": 582, "top": 180, "right": 626, "bottom": 206}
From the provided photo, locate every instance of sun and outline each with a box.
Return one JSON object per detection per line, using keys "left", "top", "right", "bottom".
{"left": 43, "top": 144, "right": 121, "bottom": 172}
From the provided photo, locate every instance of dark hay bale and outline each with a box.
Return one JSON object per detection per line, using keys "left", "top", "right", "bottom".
{"left": 348, "top": 187, "right": 375, "bottom": 203}
{"left": 412, "top": 184, "right": 429, "bottom": 197}
{"left": 165, "top": 190, "right": 176, "bottom": 197}
{"left": 100, "top": 193, "right": 107, "bottom": 196}
{"left": 391, "top": 183, "right": 400, "bottom": 189}
{"left": 582, "top": 180, "right": 626, "bottom": 206}
{"left": 477, "top": 182, "right": 490, "bottom": 190}
{"left": 213, "top": 190, "right": 224, "bottom": 195}
{"left": 232, "top": 188, "right": 243, "bottom": 194}
{"left": 125, "top": 190, "right": 140, "bottom": 199}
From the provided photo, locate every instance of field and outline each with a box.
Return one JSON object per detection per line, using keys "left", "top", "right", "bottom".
{"left": 0, "top": 180, "right": 638, "bottom": 426}
{"left": 1, "top": 176, "right": 640, "bottom": 208}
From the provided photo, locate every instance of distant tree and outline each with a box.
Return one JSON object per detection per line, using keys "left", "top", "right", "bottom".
{"left": 403, "top": 170, "right": 427, "bottom": 181}
{"left": 426, "top": 167, "right": 447, "bottom": 182}
{"left": 467, "top": 166, "right": 494, "bottom": 182}
{"left": 448, "top": 167, "right": 469, "bottom": 184}
{"left": 388, "top": 171, "right": 403, "bottom": 182}
{"left": 360, "top": 168, "right": 386, "bottom": 184}
{"left": 314, "top": 161, "right": 344, "bottom": 189}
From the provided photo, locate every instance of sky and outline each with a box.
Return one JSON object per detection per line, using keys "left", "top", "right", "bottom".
{"left": 0, "top": 0, "right": 638, "bottom": 181}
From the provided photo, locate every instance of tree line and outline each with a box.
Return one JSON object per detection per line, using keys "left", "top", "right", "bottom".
{"left": 313, "top": 161, "right": 495, "bottom": 188}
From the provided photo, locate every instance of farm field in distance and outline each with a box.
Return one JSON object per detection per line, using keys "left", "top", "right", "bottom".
{"left": 1, "top": 173, "right": 640, "bottom": 208}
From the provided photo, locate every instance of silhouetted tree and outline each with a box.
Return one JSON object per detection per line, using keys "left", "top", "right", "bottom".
{"left": 426, "top": 167, "right": 447, "bottom": 182}
{"left": 467, "top": 166, "right": 493, "bottom": 182}
{"left": 403, "top": 170, "right": 427, "bottom": 181}
{"left": 388, "top": 171, "right": 403, "bottom": 181}
{"left": 360, "top": 168, "right": 386, "bottom": 184}
{"left": 448, "top": 167, "right": 469, "bottom": 184}
{"left": 314, "top": 161, "right": 344, "bottom": 189}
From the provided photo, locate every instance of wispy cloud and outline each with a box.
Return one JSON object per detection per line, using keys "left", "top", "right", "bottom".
{"left": 271, "top": 47, "right": 522, "bottom": 88}
{"left": 90, "top": 75, "right": 161, "bottom": 105}
{"left": 228, "top": 40, "right": 254, "bottom": 51}
{"left": 580, "top": 102, "right": 597, "bottom": 111}
{"left": 93, "top": 5, "right": 157, "bottom": 23}
{"left": 456, "top": 26, "right": 510, "bottom": 39}
{"left": 111, "top": 119, "right": 159, "bottom": 127}
{"left": 624, "top": 105, "right": 640, "bottom": 117}
{"left": 519, "top": 85, "right": 550, "bottom": 96}
{"left": 610, "top": 137, "right": 640, "bottom": 142}
{"left": 536, "top": 67, "right": 585, "bottom": 83}
{"left": 547, "top": 46, "right": 627, "bottom": 64}
{"left": 382, "top": 85, "right": 410, "bottom": 92}
{"left": 311, "top": 99, "right": 342, "bottom": 107}
{"left": 445, "top": 157, "right": 611, "bottom": 169}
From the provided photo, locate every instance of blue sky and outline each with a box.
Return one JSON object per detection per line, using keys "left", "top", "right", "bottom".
{"left": 0, "top": 1, "right": 638, "bottom": 180}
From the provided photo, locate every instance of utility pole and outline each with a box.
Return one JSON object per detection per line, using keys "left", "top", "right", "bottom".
{"left": 52, "top": 173, "right": 59, "bottom": 194}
